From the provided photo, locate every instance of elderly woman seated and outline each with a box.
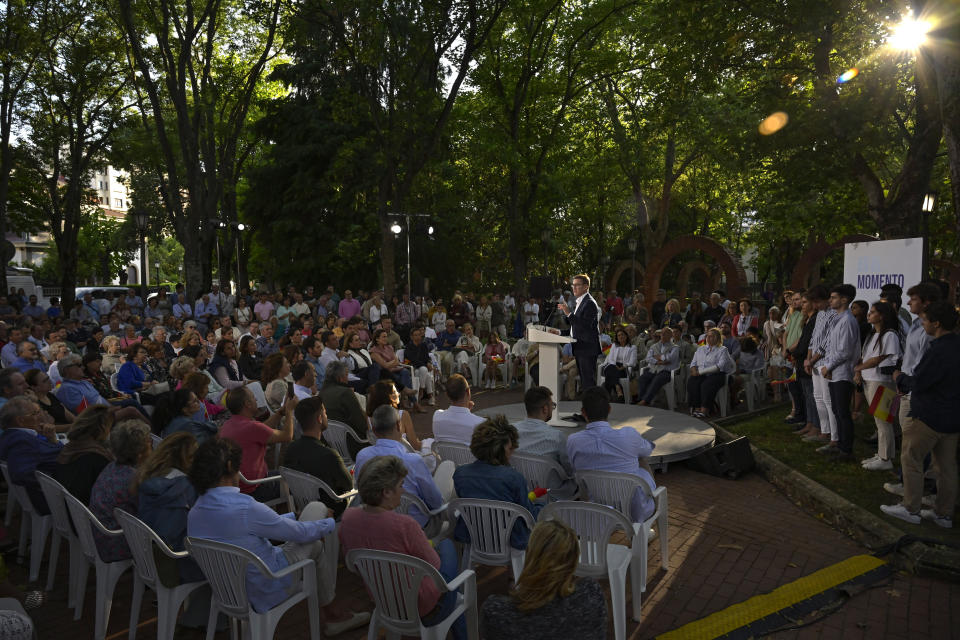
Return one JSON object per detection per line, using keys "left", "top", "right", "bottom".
{"left": 339, "top": 456, "right": 465, "bottom": 639}
{"left": 452, "top": 415, "right": 543, "bottom": 550}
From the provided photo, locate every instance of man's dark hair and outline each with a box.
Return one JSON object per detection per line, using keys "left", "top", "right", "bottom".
{"left": 0, "top": 368, "right": 22, "bottom": 394}
{"left": 806, "top": 284, "right": 829, "bottom": 301}
{"left": 291, "top": 360, "right": 312, "bottom": 382}
{"left": 830, "top": 284, "right": 856, "bottom": 302}
{"left": 320, "top": 330, "right": 334, "bottom": 345}
{"left": 294, "top": 396, "right": 325, "bottom": 431}
{"left": 581, "top": 386, "right": 611, "bottom": 421}
{"left": 225, "top": 386, "right": 250, "bottom": 414}
{"left": 469, "top": 415, "right": 518, "bottom": 466}
{"left": 523, "top": 386, "right": 553, "bottom": 416}
{"left": 906, "top": 282, "right": 941, "bottom": 304}
{"left": 446, "top": 373, "right": 469, "bottom": 402}
{"left": 190, "top": 437, "right": 242, "bottom": 494}
{"left": 922, "top": 300, "right": 958, "bottom": 331}
{"left": 879, "top": 290, "right": 902, "bottom": 309}
{"left": 880, "top": 283, "right": 903, "bottom": 297}
{"left": 180, "top": 344, "right": 203, "bottom": 359}
{"left": 302, "top": 336, "right": 319, "bottom": 351}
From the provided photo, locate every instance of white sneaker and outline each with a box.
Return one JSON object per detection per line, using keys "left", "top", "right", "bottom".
{"left": 880, "top": 503, "right": 921, "bottom": 524}
{"left": 862, "top": 458, "right": 893, "bottom": 471}
{"left": 920, "top": 509, "right": 953, "bottom": 528}
{"left": 860, "top": 454, "right": 880, "bottom": 465}
{"left": 921, "top": 494, "right": 936, "bottom": 508}
{"left": 883, "top": 482, "right": 904, "bottom": 496}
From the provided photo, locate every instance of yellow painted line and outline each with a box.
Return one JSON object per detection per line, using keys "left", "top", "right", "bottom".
{"left": 658, "top": 554, "right": 886, "bottom": 640}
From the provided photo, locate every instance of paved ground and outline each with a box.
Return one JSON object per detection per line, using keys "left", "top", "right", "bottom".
{"left": 6, "top": 386, "right": 959, "bottom": 639}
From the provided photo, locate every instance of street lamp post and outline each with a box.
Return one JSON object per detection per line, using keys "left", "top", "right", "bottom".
{"left": 922, "top": 191, "right": 936, "bottom": 279}
{"left": 234, "top": 223, "right": 246, "bottom": 291}
{"left": 209, "top": 219, "right": 226, "bottom": 290}
{"left": 627, "top": 237, "right": 638, "bottom": 295}
{"left": 388, "top": 213, "right": 431, "bottom": 295}
{"left": 154, "top": 262, "right": 161, "bottom": 288}
{"left": 133, "top": 210, "right": 149, "bottom": 303}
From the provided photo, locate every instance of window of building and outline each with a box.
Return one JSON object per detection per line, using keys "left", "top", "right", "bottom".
{"left": 115, "top": 198, "right": 124, "bottom": 208}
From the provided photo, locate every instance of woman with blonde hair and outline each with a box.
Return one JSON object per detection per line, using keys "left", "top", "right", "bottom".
{"left": 178, "top": 328, "right": 202, "bottom": 351}
{"left": 481, "top": 520, "right": 607, "bottom": 639}
{"left": 659, "top": 298, "right": 682, "bottom": 329}
{"left": 100, "top": 335, "right": 124, "bottom": 372}
{"left": 687, "top": 327, "right": 735, "bottom": 418}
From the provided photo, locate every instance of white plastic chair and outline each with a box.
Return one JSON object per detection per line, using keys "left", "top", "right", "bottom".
{"left": 574, "top": 470, "right": 669, "bottom": 604}
{"left": 635, "top": 365, "right": 680, "bottom": 410}
{"left": 61, "top": 488, "right": 133, "bottom": 640}
{"left": 447, "top": 498, "right": 534, "bottom": 582}
{"left": 716, "top": 375, "right": 730, "bottom": 417}
{"left": 743, "top": 367, "right": 767, "bottom": 411}
{"left": 397, "top": 492, "right": 451, "bottom": 544}
{"left": 150, "top": 433, "right": 163, "bottom": 449}
{"left": 322, "top": 419, "right": 371, "bottom": 466}
{"left": 508, "top": 451, "right": 576, "bottom": 500}
{"left": 35, "top": 472, "right": 82, "bottom": 606}
{"left": 0, "top": 462, "right": 51, "bottom": 583}
{"left": 3, "top": 462, "right": 21, "bottom": 528}
{"left": 114, "top": 509, "right": 208, "bottom": 640}
{"left": 433, "top": 441, "right": 476, "bottom": 466}
{"left": 396, "top": 349, "right": 420, "bottom": 397}
{"left": 542, "top": 501, "right": 639, "bottom": 638}
{"left": 238, "top": 471, "right": 288, "bottom": 511}
{"left": 597, "top": 359, "right": 633, "bottom": 404}
{"left": 184, "top": 536, "right": 320, "bottom": 640}
{"left": 346, "top": 548, "right": 478, "bottom": 640}
{"left": 277, "top": 466, "right": 357, "bottom": 515}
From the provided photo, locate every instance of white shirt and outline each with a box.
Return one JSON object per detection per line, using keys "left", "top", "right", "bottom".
{"left": 369, "top": 303, "right": 388, "bottom": 325}
{"left": 432, "top": 405, "right": 485, "bottom": 445}
{"left": 605, "top": 344, "right": 637, "bottom": 368}
{"left": 293, "top": 383, "right": 314, "bottom": 400}
{"left": 523, "top": 301, "right": 539, "bottom": 324}
{"left": 860, "top": 331, "right": 902, "bottom": 383}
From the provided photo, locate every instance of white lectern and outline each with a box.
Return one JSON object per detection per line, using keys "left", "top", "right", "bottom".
{"left": 527, "top": 324, "right": 575, "bottom": 424}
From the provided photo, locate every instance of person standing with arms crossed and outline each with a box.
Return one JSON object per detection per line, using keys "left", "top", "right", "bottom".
{"left": 555, "top": 274, "right": 602, "bottom": 391}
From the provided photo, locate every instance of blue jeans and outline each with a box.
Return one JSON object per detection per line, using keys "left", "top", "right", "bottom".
{"left": 422, "top": 539, "right": 466, "bottom": 639}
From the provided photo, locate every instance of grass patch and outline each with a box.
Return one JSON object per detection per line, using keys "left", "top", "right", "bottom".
{"left": 726, "top": 408, "right": 960, "bottom": 546}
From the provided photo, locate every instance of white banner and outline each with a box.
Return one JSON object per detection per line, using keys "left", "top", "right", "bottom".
{"left": 843, "top": 237, "right": 923, "bottom": 311}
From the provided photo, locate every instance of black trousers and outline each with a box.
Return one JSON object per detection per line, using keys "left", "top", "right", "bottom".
{"left": 829, "top": 380, "right": 855, "bottom": 454}
{"left": 787, "top": 377, "right": 805, "bottom": 420}
{"left": 636, "top": 370, "right": 671, "bottom": 404}
{"left": 576, "top": 353, "right": 599, "bottom": 390}
{"left": 687, "top": 372, "right": 726, "bottom": 410}
{"left": 603, "top": 364, "right": 629, "bottom": 394}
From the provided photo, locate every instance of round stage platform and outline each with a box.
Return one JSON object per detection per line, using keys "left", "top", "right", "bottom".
{"left": 476, "top": 401, "right": 715, "bottom": 470}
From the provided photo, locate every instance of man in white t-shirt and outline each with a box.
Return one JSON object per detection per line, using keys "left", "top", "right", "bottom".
{"left": 523, "top": 298, "right": 540, "bottom": 325}
{"left": 432, "top": 374, "right": 485, "bottom": 445}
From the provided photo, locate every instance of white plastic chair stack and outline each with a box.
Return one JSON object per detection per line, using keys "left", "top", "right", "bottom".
{"left": 322, "top": 420, "right": 371, "bottom": 466}
{"left": 61, "top": 488, "right": 133, "bottom": 640}
{"left": 35, "top": 472, "right": 82, "bottom": 605}
{"left": 448, "top": 498, "right": 534, "bottom": 582}
{"left": 0, "top": 462, "right": 51, "bottom": 583}
{"left": 508, "top": 451, "right": 575, "bottom": 500}
{"left": 542, "top": 501, "right": 640, "bottom": 638}
{"left": 184, "top": 537, "right": 320, "bottom": 640}
{"left": 397, "top": 492, "right": 451, "bottom": 544}
{"left": 433, "top": 441, "right": 476, "bottom": 467}
{"left": 346, "top": 548, "right": 478, "bottom": 640}
{"left": 574, "top": 470, "right": 669, "bottom": 605}
{"left": 278, "top": 466, "right": 357, "bottom": 516}
{"left": 114, "top": 509, "right": 208, "bottom": 640}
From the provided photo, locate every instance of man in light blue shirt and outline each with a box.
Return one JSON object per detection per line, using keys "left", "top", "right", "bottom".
{"left": 819, "top": 284, "right": 860, "bottom": 459}
{"left": 512, "top": 386, "right": 575, "bottom": 499}
{"left": 354, "top": 405, "right": 444, "bottom": 524}
{"left": 566, "top": 386, "right": 657, "bottom": 522}
{"left": 0, "top": 328, "right": 23, "bottom": 368}
{"left": 895, "top": 283, "right": 939, "bottom": 429}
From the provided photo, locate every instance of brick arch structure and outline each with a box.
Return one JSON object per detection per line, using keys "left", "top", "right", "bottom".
{"left": 605, "top": 259, "right": 645, "bottom": 293}
{"left": 643, "top": 235, "right": 748, "bottom": 304}
{"left": 790, "top": 234, "right": 876, "bottom": 291}
{"left": 675, "top": 260, "right": 718, "bottom": 301}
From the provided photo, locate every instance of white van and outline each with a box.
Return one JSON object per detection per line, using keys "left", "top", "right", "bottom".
{"left": 5, "top": 267, "right": 48, "bottom": 306}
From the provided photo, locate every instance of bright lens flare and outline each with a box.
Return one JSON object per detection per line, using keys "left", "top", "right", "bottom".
{"left": 889, "top": 16, "right": 931, "bottom": 50}
{"left": 758, "top": 111, "right": 789, "bottom": 136}
{"left": 837, "top": 68, "right": 859, "bottom": 83}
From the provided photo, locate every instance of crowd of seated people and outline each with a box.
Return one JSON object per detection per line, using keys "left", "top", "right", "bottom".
{"left": 0, "top": 277, "right": 953, "bottom": 637}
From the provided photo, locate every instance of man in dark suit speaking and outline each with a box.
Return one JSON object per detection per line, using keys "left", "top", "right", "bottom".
{"left": 557, "top": 273, "right": 602, "bottom": 390}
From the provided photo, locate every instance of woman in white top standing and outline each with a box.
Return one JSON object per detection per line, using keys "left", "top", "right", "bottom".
{"left": 763, "top": 306, "right": 786, "bottom": 401}
{"left": 602, "top": 328, "right": 637, "bottom": 401}
{"left": 854, "top": 301, "right": 902, "bottom": 471}
{"left": 430, "top": 303, "right": 447, "bottom": 334}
